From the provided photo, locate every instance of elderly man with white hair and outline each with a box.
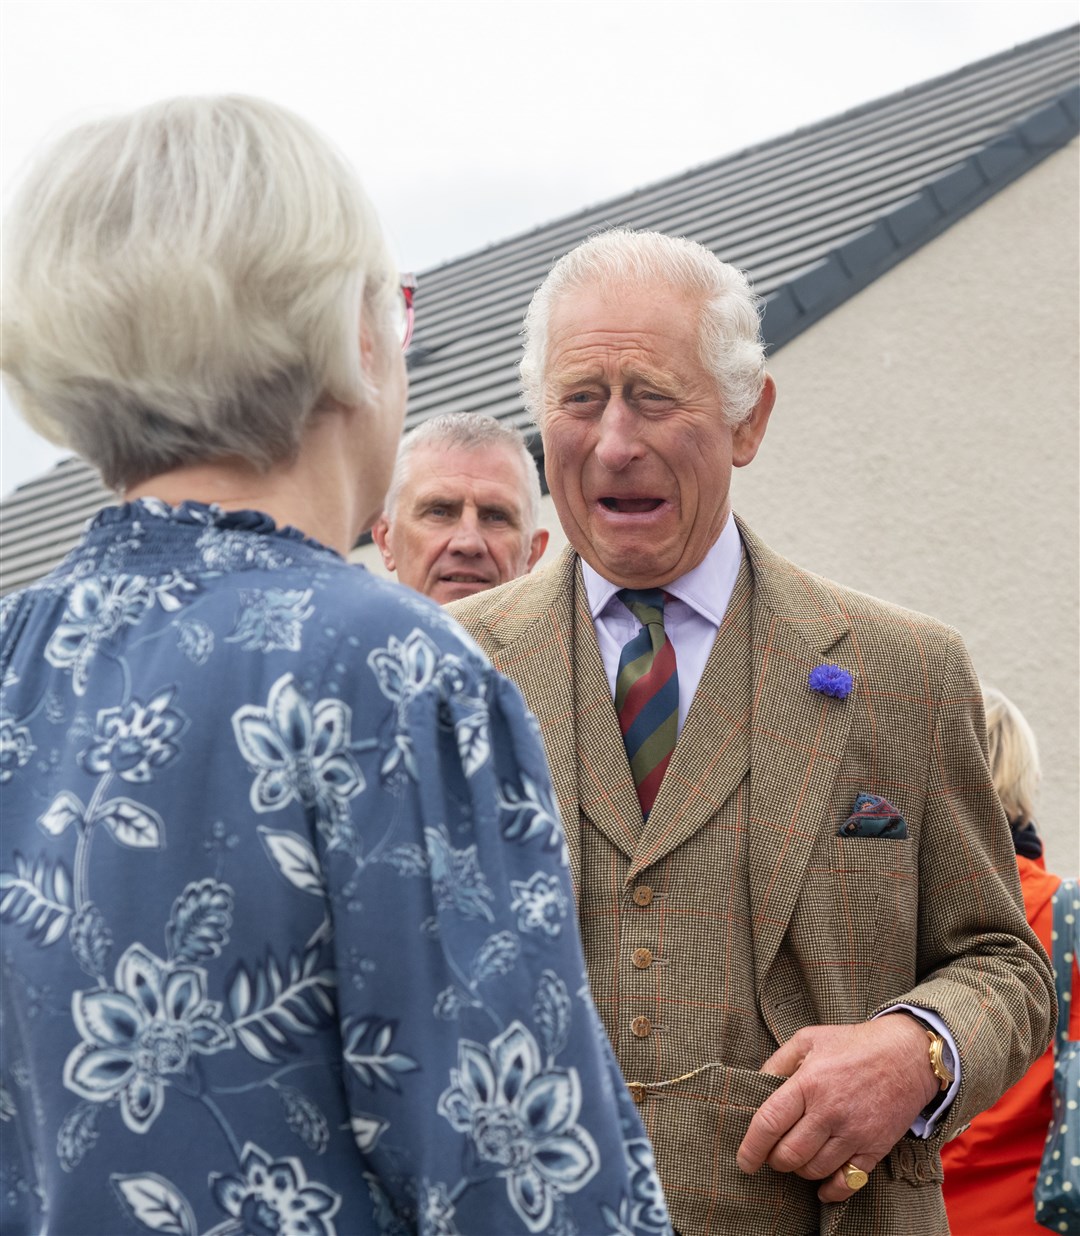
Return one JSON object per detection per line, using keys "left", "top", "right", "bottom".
{"left": 449, "top": 228, "right": 1054, "bottom": 1236}
{"left": 372, "top": 412, "right": 549, "bottom": 603}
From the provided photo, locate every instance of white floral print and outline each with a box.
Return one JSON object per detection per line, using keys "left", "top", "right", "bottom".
{"left": 210, "top": 1142, "right": 340, "bottom": 1236}
{"left": 368, "top": 629, "right": 488, "bottom": 781}
{"left": 63, "top": 944, "right": 234, "bottom": 1133}
{"left": 197, "top": 525, "right": 293, "bottom": 573}
{"left": 232, "top": 674, "right": 364, "bottom": 828}
{"left": 79, "top": 689, "right": 186, "bottom": 783}
{"left": 175, "top": 618, "right": 214, "bottom": 665}
{"left": 0, "top": 717, "right": 35, "bottom": 782}
{"left": 500, "top": 773, "right": 566, "bottom": 854}
{"left": 510, "top": 872, "right": 569, "bottom": 937}
{"left": 226, "top": 588, "right": 314, "bottom": 653}
{"left": 45, "top": 576, "right": 153, "bottom": 695}
{"left": 438, "top": 1021, "right": 600, "bottom": 1231}
{"left": 419, "top": 1181, "right": 461, "bottom": 1236}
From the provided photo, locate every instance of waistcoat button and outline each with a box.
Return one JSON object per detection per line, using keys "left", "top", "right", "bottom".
{"left": 631, "top": 1015, "right": 652, "bottom": 1038}
{"left": 628, "top": 1083, "right": 645, "bottom": 1104}
{"left": 632, "top": 885, "right": 654, "bottom": 907}
{"left": 632, "top": 947, "right": 653, "bottom": 969}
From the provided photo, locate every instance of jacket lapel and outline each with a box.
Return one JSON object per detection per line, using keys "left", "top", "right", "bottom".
{"left": 571, "top": 566, "right": 644, "bottom": 864}
{"left": 736, "top": 519, "right": 857, "bottom": 993}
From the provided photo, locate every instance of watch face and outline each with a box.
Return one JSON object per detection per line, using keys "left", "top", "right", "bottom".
{"left": 927, "top": 1032, "right": 954, "bottom": 1089}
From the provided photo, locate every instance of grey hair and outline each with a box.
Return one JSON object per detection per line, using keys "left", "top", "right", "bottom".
{"left": 1, "top": 95, "right": 400, "bottom": 491}
{"left": 982, "top": 685, "right": 1041, "bottom": 827}
{"left": 520, "top": 228, "right": 766, "bottom": 427}
{"left": 384, "top": 412, "right": 542, "bottom": 532}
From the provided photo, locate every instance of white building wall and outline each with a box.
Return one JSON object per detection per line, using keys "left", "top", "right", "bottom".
{"left": 355, "top": 141, "right": 1079, "bottom": 872}
{"left": 736, "top": 142, "right": 1079, "bottom": 874}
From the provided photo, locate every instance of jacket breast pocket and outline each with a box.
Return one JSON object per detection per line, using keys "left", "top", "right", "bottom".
{"left": 833, "top": 835, "right": 918, "bottom": 1009}
{"left": 787, "top": 835, "right": 919, "bottom": 1021}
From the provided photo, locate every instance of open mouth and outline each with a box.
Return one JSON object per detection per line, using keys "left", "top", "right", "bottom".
{"left": 440, "top": 573, "right": 490, "bottom": 585}
{"left": 599, "top": 497, "right": 664, "bottom": 514}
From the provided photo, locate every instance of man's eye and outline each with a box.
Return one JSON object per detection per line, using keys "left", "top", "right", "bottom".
{"left": 482, "top": 512, "right": 510, "bottom": 524}
{"left": 561, "top": 391, "right": 605, "bottom": 417}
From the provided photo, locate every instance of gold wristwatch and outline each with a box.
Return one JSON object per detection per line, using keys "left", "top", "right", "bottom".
{"left": 926, "top": 1029, "right": 955, "bottom": 1091}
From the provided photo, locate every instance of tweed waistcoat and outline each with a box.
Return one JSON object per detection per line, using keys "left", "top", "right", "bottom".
{"left": 574, "top": 557, "right": 821, "bottom": 1235}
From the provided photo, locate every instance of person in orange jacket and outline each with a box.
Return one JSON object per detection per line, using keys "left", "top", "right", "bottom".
{"left": 941, "top": 685, "right": 1080, "bottom": 1235}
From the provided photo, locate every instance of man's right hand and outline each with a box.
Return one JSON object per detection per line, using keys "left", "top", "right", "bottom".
{"left": 735, "top": 1014, "right": 941, "bottom": 1201}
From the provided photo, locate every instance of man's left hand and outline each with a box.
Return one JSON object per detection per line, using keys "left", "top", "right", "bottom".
{"left": 736, "top": 1013, "right": 941, "bottom": 1202}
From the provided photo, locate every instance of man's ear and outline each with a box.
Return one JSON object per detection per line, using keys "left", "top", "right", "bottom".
{"left": 732, "top": 373, "right": 775, "bottom": 469}
{"left": 371, "top": 516, "right": 396, "bottom": 572}
{"left": 526, "top": 528, "right": 550, "bottom": 572}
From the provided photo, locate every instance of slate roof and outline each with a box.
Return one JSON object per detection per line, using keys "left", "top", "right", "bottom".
{"left": 2, "top": 24, "right": 1077, "bottom": 595}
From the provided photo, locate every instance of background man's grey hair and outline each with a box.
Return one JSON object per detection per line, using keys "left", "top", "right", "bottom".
{"left": 520, "top": 228, "right": 767, "bottom": 428}
{"left": 384, "top": 412, "right": 542, "bottom": 531}
{"left": 1, "top": 94, "right": 400, "bottom": 492}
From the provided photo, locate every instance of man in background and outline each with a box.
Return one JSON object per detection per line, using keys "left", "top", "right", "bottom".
{"left": 372, "top": 412, "right": 549, "bottom": 603}
{"left": 449, "top": 228, "right": 1054, "bottom": 1235}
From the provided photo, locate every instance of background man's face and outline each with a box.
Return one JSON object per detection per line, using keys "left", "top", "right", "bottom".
{"left": 373, "top": 442, "right": 547, "bottom": 603}
{"left": 540, "top": 279, "right": 772, "bottom": 589}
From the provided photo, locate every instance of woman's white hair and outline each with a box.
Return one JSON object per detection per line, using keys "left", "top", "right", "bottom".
{"left": 1, "top": 95, "right": 400, "bottom": 491}
{"left": 520, "top": 228, "right": 766, "bottom": 427}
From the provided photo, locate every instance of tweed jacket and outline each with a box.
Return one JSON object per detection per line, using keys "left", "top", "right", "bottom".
{"left": 448, "top": 518, "right": 1054, "bottom": 1236}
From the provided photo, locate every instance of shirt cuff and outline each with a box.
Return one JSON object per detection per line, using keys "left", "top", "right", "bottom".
{"left": 873, "top": 1004, "right": 960, "bottom": 1137}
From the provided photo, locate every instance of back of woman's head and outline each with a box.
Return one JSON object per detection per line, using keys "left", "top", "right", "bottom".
{"left": 982, "top": 685, "right": 1041, "bottom": 827}
{"left": 2, "top": 95, "right": 399, "bottom": 490}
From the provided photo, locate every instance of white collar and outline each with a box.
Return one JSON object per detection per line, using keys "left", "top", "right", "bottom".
{"left": 582, "top": 514, "right": 743, "bottom": 625}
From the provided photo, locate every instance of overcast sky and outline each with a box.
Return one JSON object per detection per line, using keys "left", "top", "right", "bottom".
{"left": 2, "top": 0, "right": 1076, "bottom": 498}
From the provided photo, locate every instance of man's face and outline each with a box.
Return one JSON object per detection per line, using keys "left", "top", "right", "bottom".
{"left": 372, "top": 442, "right": 548, "bottom": 603}
{"left": 540, "top": 280, "right": 773, "bottom": 588}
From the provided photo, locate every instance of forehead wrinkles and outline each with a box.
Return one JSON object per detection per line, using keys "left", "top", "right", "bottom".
{"left": 408, "top": 474, "right": 527, "bottom": 522}
{"left": 547, "top": 330, "right": 686, "bottom": 386}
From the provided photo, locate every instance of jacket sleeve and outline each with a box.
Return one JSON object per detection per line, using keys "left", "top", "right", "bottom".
{"left": 877, "top": 628, "right": 1056, "bottom": 1134}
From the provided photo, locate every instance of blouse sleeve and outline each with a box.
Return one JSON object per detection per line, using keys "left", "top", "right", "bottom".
{"left": 316, "top": 621, "right": 672, "bottom": 1236}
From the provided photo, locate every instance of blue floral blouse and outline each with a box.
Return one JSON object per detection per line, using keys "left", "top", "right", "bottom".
{"left": 0, "top": 499, "right": 671, "bottom": 1236}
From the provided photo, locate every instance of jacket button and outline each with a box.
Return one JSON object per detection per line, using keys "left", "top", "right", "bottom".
{"left": 631, "top": 1015, "right": 652, "bottom": 1038}
{"left": 632, "top": 948, "right": 653, "bottom": 969}
{"left": 632, "top": 885, "right": 654, "bottom": 907}
{"left": 628, "top": 1083, "right": 646, "bottom": 1104}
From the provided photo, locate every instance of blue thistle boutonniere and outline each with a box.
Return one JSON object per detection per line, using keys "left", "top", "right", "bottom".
{"left": 808, "top": 664, "right": 853, "bottom": 699}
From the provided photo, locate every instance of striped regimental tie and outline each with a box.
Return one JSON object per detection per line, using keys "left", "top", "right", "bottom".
{"left": 616, "top": 589, "right": 679, "bottom": 817}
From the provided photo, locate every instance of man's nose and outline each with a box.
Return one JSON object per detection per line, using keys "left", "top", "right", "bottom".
{"left": 447, "top": 513, "right": 486, "bottom": 554}
{"left": 594, "top": 397, "right": 645, "bottom": 472}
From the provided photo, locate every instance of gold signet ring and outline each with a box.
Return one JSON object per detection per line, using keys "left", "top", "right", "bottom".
{"left": 841, "top": 1162, "right": 870, "bottom": 1191}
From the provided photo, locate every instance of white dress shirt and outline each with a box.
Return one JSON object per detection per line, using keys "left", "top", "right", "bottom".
{"left": 583, "top": 513, "right": 743, "bottom": 735}
{"left": 581, "top": 513, "right": 960, "bottom": 1135}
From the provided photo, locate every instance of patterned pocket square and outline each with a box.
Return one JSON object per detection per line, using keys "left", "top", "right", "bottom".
{"left": 838, "top": 793, "right": 908, "bottom": 838}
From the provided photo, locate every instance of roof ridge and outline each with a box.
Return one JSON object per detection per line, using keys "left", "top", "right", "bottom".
{"left": 415, "top": 23, "right": 1079, "bottom": 280}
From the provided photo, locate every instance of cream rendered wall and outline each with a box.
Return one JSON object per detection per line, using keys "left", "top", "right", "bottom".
{"left": 355, "top": 140, "right": 1079, "bottom": 871}
{"left": 734, "top": 141, "right": 1078, "bottom": 875}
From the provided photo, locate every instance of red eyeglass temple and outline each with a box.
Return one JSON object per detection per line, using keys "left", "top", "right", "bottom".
{"left": 401, "top": 274, "right": 417, "bottom": 351}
